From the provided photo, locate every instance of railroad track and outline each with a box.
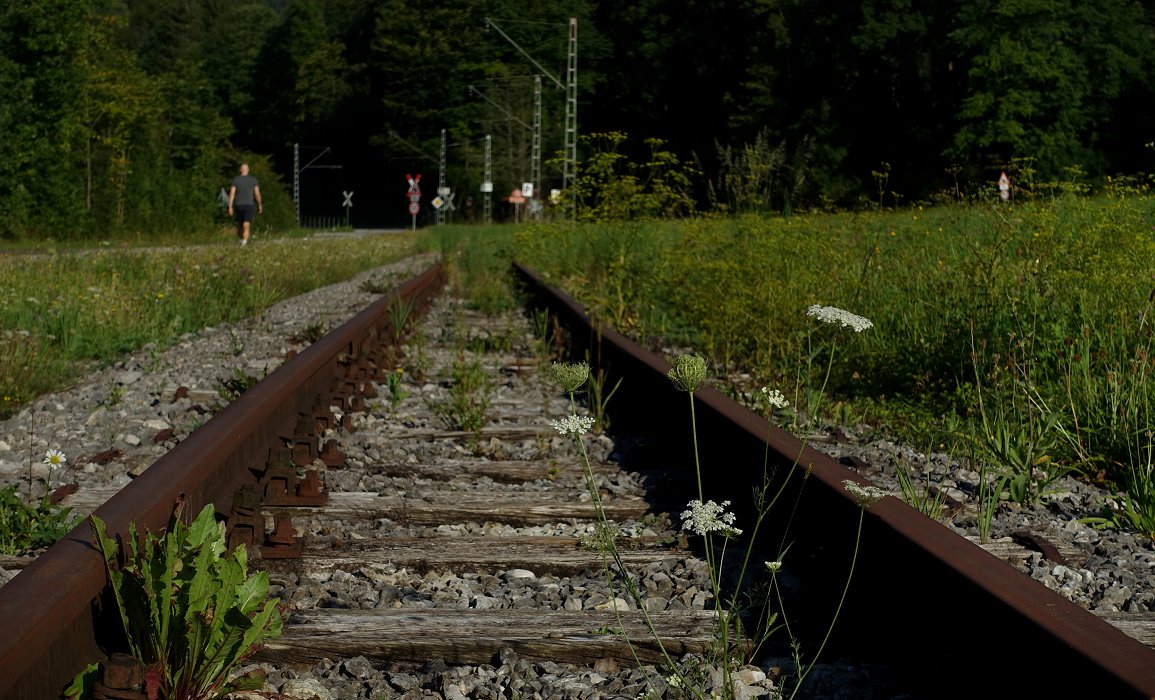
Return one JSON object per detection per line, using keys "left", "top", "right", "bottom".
{"left": 3, "top": 259, "right": 1155, "bottom": 699}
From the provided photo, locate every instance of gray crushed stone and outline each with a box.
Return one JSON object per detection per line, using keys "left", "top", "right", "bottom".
{"left": 1, "top": 254, "right": 1150, "bottom": 699}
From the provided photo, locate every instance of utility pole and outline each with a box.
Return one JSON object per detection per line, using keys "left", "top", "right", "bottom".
{"left": 485, "top": 17, "right": 577, "bottom": 219}
{"left": 437, "top": 129, "right": 447, "bottom": 225}
{"left": 564, "top": 17, "right": 577, "bottom": 214}
{"left": 293, "top": 143, "right": 342, "bottom": 228}
{"left": 531, "top": 75, "right": 542, "bottom": 219}
{"left": 483, "top": 134, "right": 492, "bottom": 225}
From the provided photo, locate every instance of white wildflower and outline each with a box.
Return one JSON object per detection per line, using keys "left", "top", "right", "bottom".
{"left": 681, "top": 499, "right": 742, "bottom": 537}
{"left": 43, "top": 449, "right": 67, "bottom": 467}
{"left": 806, "top": 304, "right": 874, "bottom": 332}
{"left": 842, "top": 479, "right": 888, "bottom": 507}
{"left": 550, "top": 414, "right": 595, "bottom": 436}
{"left": 759, "top": 387, "right": 789, "bottom": 409}
{"left": 764, "top": 561, "right": 783, "bottom": 573}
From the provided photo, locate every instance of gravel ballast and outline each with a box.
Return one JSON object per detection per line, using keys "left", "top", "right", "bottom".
{"left": 1, "top": 252, "right": 1152, "bottom": 699}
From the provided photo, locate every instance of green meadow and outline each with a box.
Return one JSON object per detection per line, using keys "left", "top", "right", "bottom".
{"left": 429, "top": 191, "right": 1155, "bottom": 531}
{"left": 6, "top": 191, "right": 1155, "bottom": 534}
{"left": 0, "top": 232, "right": 420, "bottom": 418}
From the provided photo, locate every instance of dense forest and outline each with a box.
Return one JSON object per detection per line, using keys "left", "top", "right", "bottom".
{"left": 2, "top": 0, "right": 1153, "bottom": 235}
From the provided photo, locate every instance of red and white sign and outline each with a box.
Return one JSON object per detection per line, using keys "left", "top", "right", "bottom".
{"left": 408, "top": 202, "right": 420, "bottom": 215}
{"left": 508, "top": 188, "right": 526, "bottom": 205}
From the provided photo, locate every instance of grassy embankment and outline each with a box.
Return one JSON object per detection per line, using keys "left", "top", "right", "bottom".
{"left": 428, "top": 192, "right": 1155, "bottom": 529}
{"left": 0, "top": 230, "right": 422, "bottom": 419}
{"left": 8, "top": 194, "right": 1155, "bottom": 530}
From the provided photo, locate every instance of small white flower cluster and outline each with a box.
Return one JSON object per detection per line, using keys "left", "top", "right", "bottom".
{"left": 549, "top": 414, "right": 595, "bottom": 436}
{"left": 760, "top": 387, "right": 789, "bottom": 409}
{"left": 842, "top": 479, "right": 888, "bottom": 507}
{"left": 43, "top": 449, "right": 67, "bottom": 467}
{"left": 764, "top": 560, "right": 783, "bottom": 573}
{"left": 806, "top": 304, "right": 874, "bottom": 332}
{"left": 681, "top": 499, "right": 742, "bottom": 537}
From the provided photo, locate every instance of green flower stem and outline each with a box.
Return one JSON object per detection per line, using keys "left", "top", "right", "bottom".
{"left": 789, "top": 508, "right": 863, "bottom": 700}
{"left": 566, "top": 389, "right": 686, "bottom": 692}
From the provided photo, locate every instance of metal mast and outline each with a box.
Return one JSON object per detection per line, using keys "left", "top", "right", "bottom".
{"left": 484, "top": 17, "right": 577, "bottom": 219}
{"left": 564, "top": 17, "right": 577, "bottom": 214}
{"left": 532, "top": 75, "right": 542, "bottom": 218}
{"left": 437, "top": 129, "right": 447, "bottom": 225}
{"left": 293, "top": 143, "right": 300, "bottom": 226}
{"left": 484, "top": 134, "right": 492, "bottom": 225}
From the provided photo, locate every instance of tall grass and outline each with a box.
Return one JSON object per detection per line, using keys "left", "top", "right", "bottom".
{"left": 0, "top": 234, "right": 419, "bottom": 417}
{"left": 427, "top": 192, "right": 1155, "bottom": 497}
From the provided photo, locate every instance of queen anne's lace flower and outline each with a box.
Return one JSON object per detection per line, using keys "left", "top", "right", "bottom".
{"left": 843, "top": 479, "right": 888, "bottom": 507}
{"left": 668, "top": 354, "right": 708, "bottom": 392}
{"left": 43, "top": 449, "right": 67, "bottom": 467}
{"left": 806, "top": 305, "right": 874, "bottom": 332}
{"left": 760, "top": 387, "right": 789, "bottom": 409}
{"left": 764, "top": 561, "right": 783, "bottom": 573}
{"left": 550, "top": 414, "right": 595, "bottom": 436}
{"left": 549, "top": 361, "right": 590, "bottom": 393}
{"left": 680, "top": 499, "right": 742, "bottom": 537}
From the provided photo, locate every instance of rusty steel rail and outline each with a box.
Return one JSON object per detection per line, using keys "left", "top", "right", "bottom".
{"left": 8, "top": 258, "right": 1155, "bottom": 698}
{"left": 513, "top": 261, "right": 1155, "bottom": 699}
{"left": 0, "top": 262, "right": 444, "bottom": 700}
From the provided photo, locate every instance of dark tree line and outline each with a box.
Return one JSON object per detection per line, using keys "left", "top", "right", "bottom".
{"left": 2, "top": 0, "right": 1152, "bottom": 236}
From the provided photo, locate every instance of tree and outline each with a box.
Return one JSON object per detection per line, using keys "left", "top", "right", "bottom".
{"left": 949, "top": 0, "right": 1150, "bottom": 180}
{"left": 0, "top": 0, "right": 95, "bottom": 236}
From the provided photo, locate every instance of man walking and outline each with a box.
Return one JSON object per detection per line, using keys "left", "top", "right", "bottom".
{"left": 227, "top": 163, "right": 263, "bottom": 246}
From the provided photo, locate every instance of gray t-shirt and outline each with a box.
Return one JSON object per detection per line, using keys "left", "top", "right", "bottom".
{"left": 231, "top": 174, "right": 259, "bottom": 206}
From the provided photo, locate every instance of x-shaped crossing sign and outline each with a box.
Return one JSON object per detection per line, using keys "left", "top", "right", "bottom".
{"left": 342, "top": 191, "right": 354, "bottom": 208}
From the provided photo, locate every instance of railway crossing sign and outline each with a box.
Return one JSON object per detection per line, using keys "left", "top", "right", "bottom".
{"left": 432, "top": 192, "right": 456, "bottom": 212}
{"left": 406, "top": 174, "right": 422, "bottom": 231}
{"left": 343, "top": 191, "right": 354, "bottom": 208}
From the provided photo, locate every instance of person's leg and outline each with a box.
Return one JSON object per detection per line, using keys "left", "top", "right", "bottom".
{"left": 235, "top": 205, "right": 253, "bottom": 245}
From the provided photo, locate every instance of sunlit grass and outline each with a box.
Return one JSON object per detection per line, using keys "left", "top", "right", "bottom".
{"left": 426, "top": 193, "right": 1155, "bottom": 502}
{"left": 0, "top": 232, "right": 420, "bottom": 417}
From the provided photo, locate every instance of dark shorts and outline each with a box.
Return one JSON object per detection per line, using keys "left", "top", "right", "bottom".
{"left": 234, "top": 204, "right": 255, "bottom": 222}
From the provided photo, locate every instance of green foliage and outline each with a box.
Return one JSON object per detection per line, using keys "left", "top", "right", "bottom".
{"left": 75, "top": 503, "right": 283, "bottom": 700}
{"left": 0, "top": 234, "right": 416, "bottom": 418}
{"left": 949, "top": 0, "right": 1150, "bottom": 181}
{"left": 427, "top": 355, "right": 492, "bottom": 432}
{"left": 560, "top": 132, "right": 698, "bottom": 222}
{"left": 1082, "top": 451, "right": 1155, "bottom": 540}
{"left": 436, "top": 193, "right": 1155, "bottom": 510}
{"left": 386, "top": 294, "right": 416, "bottom": 343}
{"left": 217, "top": 368, "right": 260, "bottom": 403}
{"left": 383, "top": 368, "right": 408, "bottom": 413}
{"left": 712, "top": 130, "right": 814, "bottom": 215}
{"left": 0, "top": 485, "right": 77, "bottom": 555}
